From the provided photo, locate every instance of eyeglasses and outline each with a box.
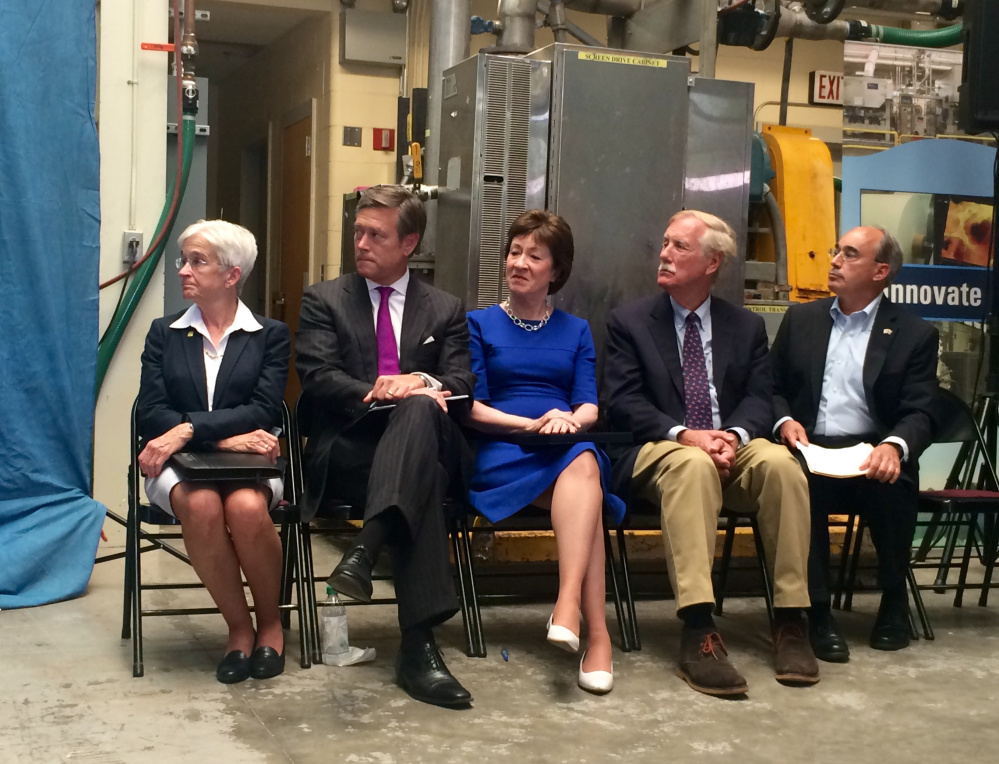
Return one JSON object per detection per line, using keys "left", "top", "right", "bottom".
{"left": 175, "top": 255, "right": 214, "bottom": 270}
{"left": 828, "top": 247, "right": 863, "bottom": 263}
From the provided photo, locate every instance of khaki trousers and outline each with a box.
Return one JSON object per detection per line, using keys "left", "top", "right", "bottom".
{"left": 632, "top": 438, "right": 811, "bottom": 612}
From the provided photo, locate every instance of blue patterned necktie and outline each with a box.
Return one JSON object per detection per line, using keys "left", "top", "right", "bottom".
{"left": 682, "top": 312, "right": 713, "bottom": 430}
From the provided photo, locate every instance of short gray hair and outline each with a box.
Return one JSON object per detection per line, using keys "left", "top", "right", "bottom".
{"left": 669, "top": 210, "right": 736, "bottom": 281}
{"left": 873, "top": 226, "right": 903, "bottom": 286}
{"left": 177, "top": 219, "right": 258, "bottom": 292}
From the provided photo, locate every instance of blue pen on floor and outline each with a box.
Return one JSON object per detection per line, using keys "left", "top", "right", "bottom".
{"left": 501, "top": 649, "right": 509, "bottom": 661}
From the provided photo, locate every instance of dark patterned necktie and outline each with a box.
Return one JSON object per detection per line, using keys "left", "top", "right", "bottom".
{"left": 682, "top": 313, "right": 713, "bottom": 430}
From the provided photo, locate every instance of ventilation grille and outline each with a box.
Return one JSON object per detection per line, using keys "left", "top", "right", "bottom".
{"left": 476, "top": 57, "right": 533, "bottom": 308}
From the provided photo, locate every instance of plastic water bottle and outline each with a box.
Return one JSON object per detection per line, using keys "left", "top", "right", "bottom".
{"left": 321, "top": 585, "right": 349, "bottom": 663}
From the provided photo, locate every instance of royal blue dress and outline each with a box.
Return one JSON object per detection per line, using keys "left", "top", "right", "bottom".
{"left": 467, "top": 305, "right": 626, "bottom": 524}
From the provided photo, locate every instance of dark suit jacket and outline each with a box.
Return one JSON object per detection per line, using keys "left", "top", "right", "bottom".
{"left": 137, "top": 310, "right": 291, "bottom": 448}
{"left": 295, "top": 272, "right": 475, "bottom": 520}
{"left": 770, "top": 297, "right": 939, "bottom": 470}
{"left": 604, "top": 293, "right": 774, "bottom": 499}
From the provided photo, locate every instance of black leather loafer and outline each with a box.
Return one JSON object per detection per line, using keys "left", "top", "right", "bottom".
{"left": 808, "top": 610, "right": 850, "bottom": 663}
{"left": 396, "top": 641, "right": 472, "bottom": 709}
{"left": 216, "top": 650, "right": 251, "bottom": 684}
{"left": 327, "top": 545, "right": 375, "bottom": 603}
{"left": 870, "top": 594, "right": 911, "bottom": 651}
{"left": 249, "top": 646, "right": 285, "bottom": 680}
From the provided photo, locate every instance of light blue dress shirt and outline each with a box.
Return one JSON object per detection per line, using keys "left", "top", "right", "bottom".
{"left": 668, "top": 296, "right": 750, "bottom": 446}
{"left": 775, "top": 294, "right": 908, "bottom": 460}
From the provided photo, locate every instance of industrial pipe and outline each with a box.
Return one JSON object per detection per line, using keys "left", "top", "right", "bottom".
{"left": 562, "top": 0, "right": 642, "bottom": 16}
{"left": 537, "top": 1, "right": 603, "bottom": 45}
{"left": 763, "top": 187, "right": 789, "bottom": 291}
{"left": 548, "top": 0, "right": 569, "bottom": 42}
{"left": 845, "top": 0, "right": 962, "bottom": 19}
{"left": 96, "top": 118, "right": 196, "bottom": 394}
{"left": 775, "top": 4, "right": 850, "bottom": 41}
{"left": 494, "top": 0, "right": 538, "bottom": 53}
{"left": 850, "top": 19, "right": 963, "bottom": 46}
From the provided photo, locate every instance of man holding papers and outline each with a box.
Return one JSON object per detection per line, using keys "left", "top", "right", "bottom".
{"left": 771, "top": 226, "right": 939, "bottom": 661}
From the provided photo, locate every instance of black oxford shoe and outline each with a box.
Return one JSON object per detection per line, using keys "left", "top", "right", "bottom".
{"left": 808, "top": 610, "right": 850, "bottom": 663}
{"left": 327, "top": 544, "right": 374, "bottom": 603}
{"left": 870, "top": 593, "right": 911, "bottom": 651}
{"left": 396, "top": 641, "right": 473, "bottom": 709}
{"left": 249, "top": 646, "right": 285, "bottom": 680}
{"left": 216, "top": 650, "right": 251, "bottom": 684}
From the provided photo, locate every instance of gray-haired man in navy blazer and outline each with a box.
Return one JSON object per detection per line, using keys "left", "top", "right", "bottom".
{"left": 605, "top": 210, "right": 816, "bottom": 698}
{"left": 296, "top": 186, "right": 475, "bottom": 708}
{"left": 771, "top": 226, "right": 938, "bottom": 662}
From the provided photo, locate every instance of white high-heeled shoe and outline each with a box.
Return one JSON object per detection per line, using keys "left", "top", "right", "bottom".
{"left": 578, "top": 652, "right": 614, "bottom": 694}
{"left": 546, "top": 613, "right": 580, "bottom": 653}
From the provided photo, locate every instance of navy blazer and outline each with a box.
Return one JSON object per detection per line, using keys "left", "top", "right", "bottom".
{"left": 604, "top": 293, "right": 774, "bottom": 499}
{"left": 770, "top": 297, "right": 938, "bottom": 468}
{"left": 137, "top": 310, "right": 291, "bottom": 449}
{"left": 295, "top": 272, "right": 475, "bottom": 519}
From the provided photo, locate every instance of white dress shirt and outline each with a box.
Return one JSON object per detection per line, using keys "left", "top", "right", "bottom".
{"left": 364, "top": 270, "right": 441, "bottom": 389}
{"left": 169, "top": 300, "right": 262, "bottom": 410}
{"left": 774, "top": 294, "right": 909, "bottom": 460}
{"left": 667, "top": 296, "right": 750, "bottom": 446}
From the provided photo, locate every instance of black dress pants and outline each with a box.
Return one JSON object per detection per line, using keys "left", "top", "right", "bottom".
{"left": 804, "top": 466, "right": 918, "bottom": 606}
{"left": 327, "top": 395, "right": 471, "bottom": 630}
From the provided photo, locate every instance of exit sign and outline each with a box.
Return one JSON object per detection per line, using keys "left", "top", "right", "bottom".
{"left": 809, "top": 71, "right": 843, "bottom": 106}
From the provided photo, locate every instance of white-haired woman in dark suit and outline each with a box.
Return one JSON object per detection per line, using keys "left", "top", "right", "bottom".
{"left": 137, "top": 220, "right": 290, "bottom": 684}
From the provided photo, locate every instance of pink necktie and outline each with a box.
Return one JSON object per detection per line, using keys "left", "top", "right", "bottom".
{"left": 375, "top": 286, "right": 400, "bottom": 376}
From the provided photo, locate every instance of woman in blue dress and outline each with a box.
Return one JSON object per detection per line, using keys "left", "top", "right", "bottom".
{"left": 464, "top": 210, "right": 625, "bottom": 694}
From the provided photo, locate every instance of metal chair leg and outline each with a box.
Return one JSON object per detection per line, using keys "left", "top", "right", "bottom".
{"left": 906, "top": 564, "right": 934, "bottom": 640}
{"left": 979, "top": 517, "right": 999, "bottom": 607}
{"left": 604, "top": 526, "right": 631, "bottom": 652}
{"left": 750, "top": 518, "right": 775, "bottom": 625}
{"left": 615, "top": 526, "right": 640, "bottom": 651}
{"left": 844, "top": 518, "right": 866, "bottom": 612}
{"left": 833, "top": 514, "right": 856, "bottom": 611}
{"left": 301, "top": 523, "right": 323, "bottom": 665}
{"left": 934, "top": 516, "right": 962, "bottom": 591}
{"left": 279, "top": 520, "right": 293, "bottom": 631}
{"left": 459, "top": 514, "right": 486, "bottom": 657}
{"left": 955, "top": 512, "right": 977, "bottom": 607}
{"left": 122, "top": 507, "right": 135, "bottom": 640}
{"left": 714, "top": 517, "right": 737, "bottom": 617}
{"left": 450, "top": 517, "right": 479, "bottom": 658}
{"left": 288, "top": 521, "right": 311, "bottom": 669}
{"left": 131, "top": 511, "right": 144, "bottom": 678}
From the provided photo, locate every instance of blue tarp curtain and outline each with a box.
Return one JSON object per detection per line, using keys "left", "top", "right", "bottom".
{"left": 0, "top": 2, "right": 106, "bottom": 607}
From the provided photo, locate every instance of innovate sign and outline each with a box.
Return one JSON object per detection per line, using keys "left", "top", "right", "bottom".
{"left": 886, "top": 264, "right": 988, "bottom": 322}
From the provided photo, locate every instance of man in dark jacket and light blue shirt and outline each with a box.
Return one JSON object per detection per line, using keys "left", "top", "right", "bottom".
{"left": 770, "top": 225, "right": 939, "bottom": 662}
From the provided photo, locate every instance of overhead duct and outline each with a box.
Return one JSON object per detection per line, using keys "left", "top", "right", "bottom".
{"left": 494, "top": 0, "right": 539, "bottom": 52}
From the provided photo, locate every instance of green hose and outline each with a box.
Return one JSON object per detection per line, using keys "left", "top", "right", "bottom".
{"left": 95, "top": 115, "right": 196, "bottom": 395}
{"left": 865, "top": 22, "right": 963, "bottom": 49}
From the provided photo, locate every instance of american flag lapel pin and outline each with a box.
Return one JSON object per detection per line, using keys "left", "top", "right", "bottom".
{"left": 883, "top": 328, "right": 893, "bottom": 335}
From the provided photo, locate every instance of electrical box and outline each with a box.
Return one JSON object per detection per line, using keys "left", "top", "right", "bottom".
{"left": 339, "top": 10, "right": 406, "bottom": 67}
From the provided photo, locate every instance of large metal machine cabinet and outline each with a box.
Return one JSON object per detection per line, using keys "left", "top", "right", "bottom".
{"left": 436, "top": 44, "right": 754, "bottom": 360}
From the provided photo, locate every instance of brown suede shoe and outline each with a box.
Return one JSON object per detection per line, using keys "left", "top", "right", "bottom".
{"left": 676, "top": 628, "right": 748, "bottom": 697}
{"left": 773, "top": 620, "right": 821, "bottom": 685}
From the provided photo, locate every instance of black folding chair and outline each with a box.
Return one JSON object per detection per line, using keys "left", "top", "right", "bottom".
{"left": 122, "top": 398, "right": 311, "bottom": 677}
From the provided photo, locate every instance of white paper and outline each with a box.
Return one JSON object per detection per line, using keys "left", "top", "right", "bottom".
{"left": 796, "top": 442, "right": 874, "bottom": 478}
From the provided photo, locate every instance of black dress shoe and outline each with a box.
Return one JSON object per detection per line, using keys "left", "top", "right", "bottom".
{"left": 249, "top": 646, "right": 286, "bottom": 680}
{"left": 808, "top": 610, "right": 850, "bottom": 663}
{"left": 870, "top": 592, "right": 911, "bottom": 651}
{"left": 216, "top": 650, "right": 251, "bottom": 684}
{"left": 327, "top": 544, "right": 374, "bottom": 603}
{"left": 396, "top": 641, "right": 473, "bottom": 708}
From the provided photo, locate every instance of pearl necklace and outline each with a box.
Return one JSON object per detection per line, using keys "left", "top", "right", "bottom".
{"left": 500, "top": 300, "right": 551, "bottom": 332}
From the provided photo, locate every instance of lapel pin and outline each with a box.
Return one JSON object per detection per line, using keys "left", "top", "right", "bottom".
{"left": 883, "top": 328, "right": 893, "bottom": 335}
{"left": 187, "top": 330, "right": 194, "bottom": 338}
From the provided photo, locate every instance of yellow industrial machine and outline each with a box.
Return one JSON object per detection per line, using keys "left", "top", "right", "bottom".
{"left": 758, "top": 124, "right": 837, "bottom": 302}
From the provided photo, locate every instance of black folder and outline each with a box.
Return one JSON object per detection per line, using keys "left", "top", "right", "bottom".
{"left": 169, "top": 452, "right": 285, "bottom": 481}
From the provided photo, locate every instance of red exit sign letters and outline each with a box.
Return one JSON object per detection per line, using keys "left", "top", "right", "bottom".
{"left": 809, "top": 71, "right": 843, "bottom": 106}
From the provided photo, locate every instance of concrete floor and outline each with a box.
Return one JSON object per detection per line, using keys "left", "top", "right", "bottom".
{"left": 4, "top": 528, "right": 999, "bottom": 764}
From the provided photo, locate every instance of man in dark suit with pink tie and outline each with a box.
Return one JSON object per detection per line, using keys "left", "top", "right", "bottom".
{"left": 296, "top": 186, "right": 475, "bottom": 708}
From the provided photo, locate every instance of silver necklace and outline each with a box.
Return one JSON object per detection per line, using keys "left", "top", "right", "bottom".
{"left": 500, "top": 300, "right": 551, "bottom": 332}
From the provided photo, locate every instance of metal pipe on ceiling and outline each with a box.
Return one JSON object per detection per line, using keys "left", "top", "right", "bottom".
{"left": 845, "top": 0, "right": 962, "bottom": 17}
{"left": 563, "top": 0, "right": 643, "bottom": 16}
{"left": 495, "top": 0, "right": 539, "bottom": 53}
